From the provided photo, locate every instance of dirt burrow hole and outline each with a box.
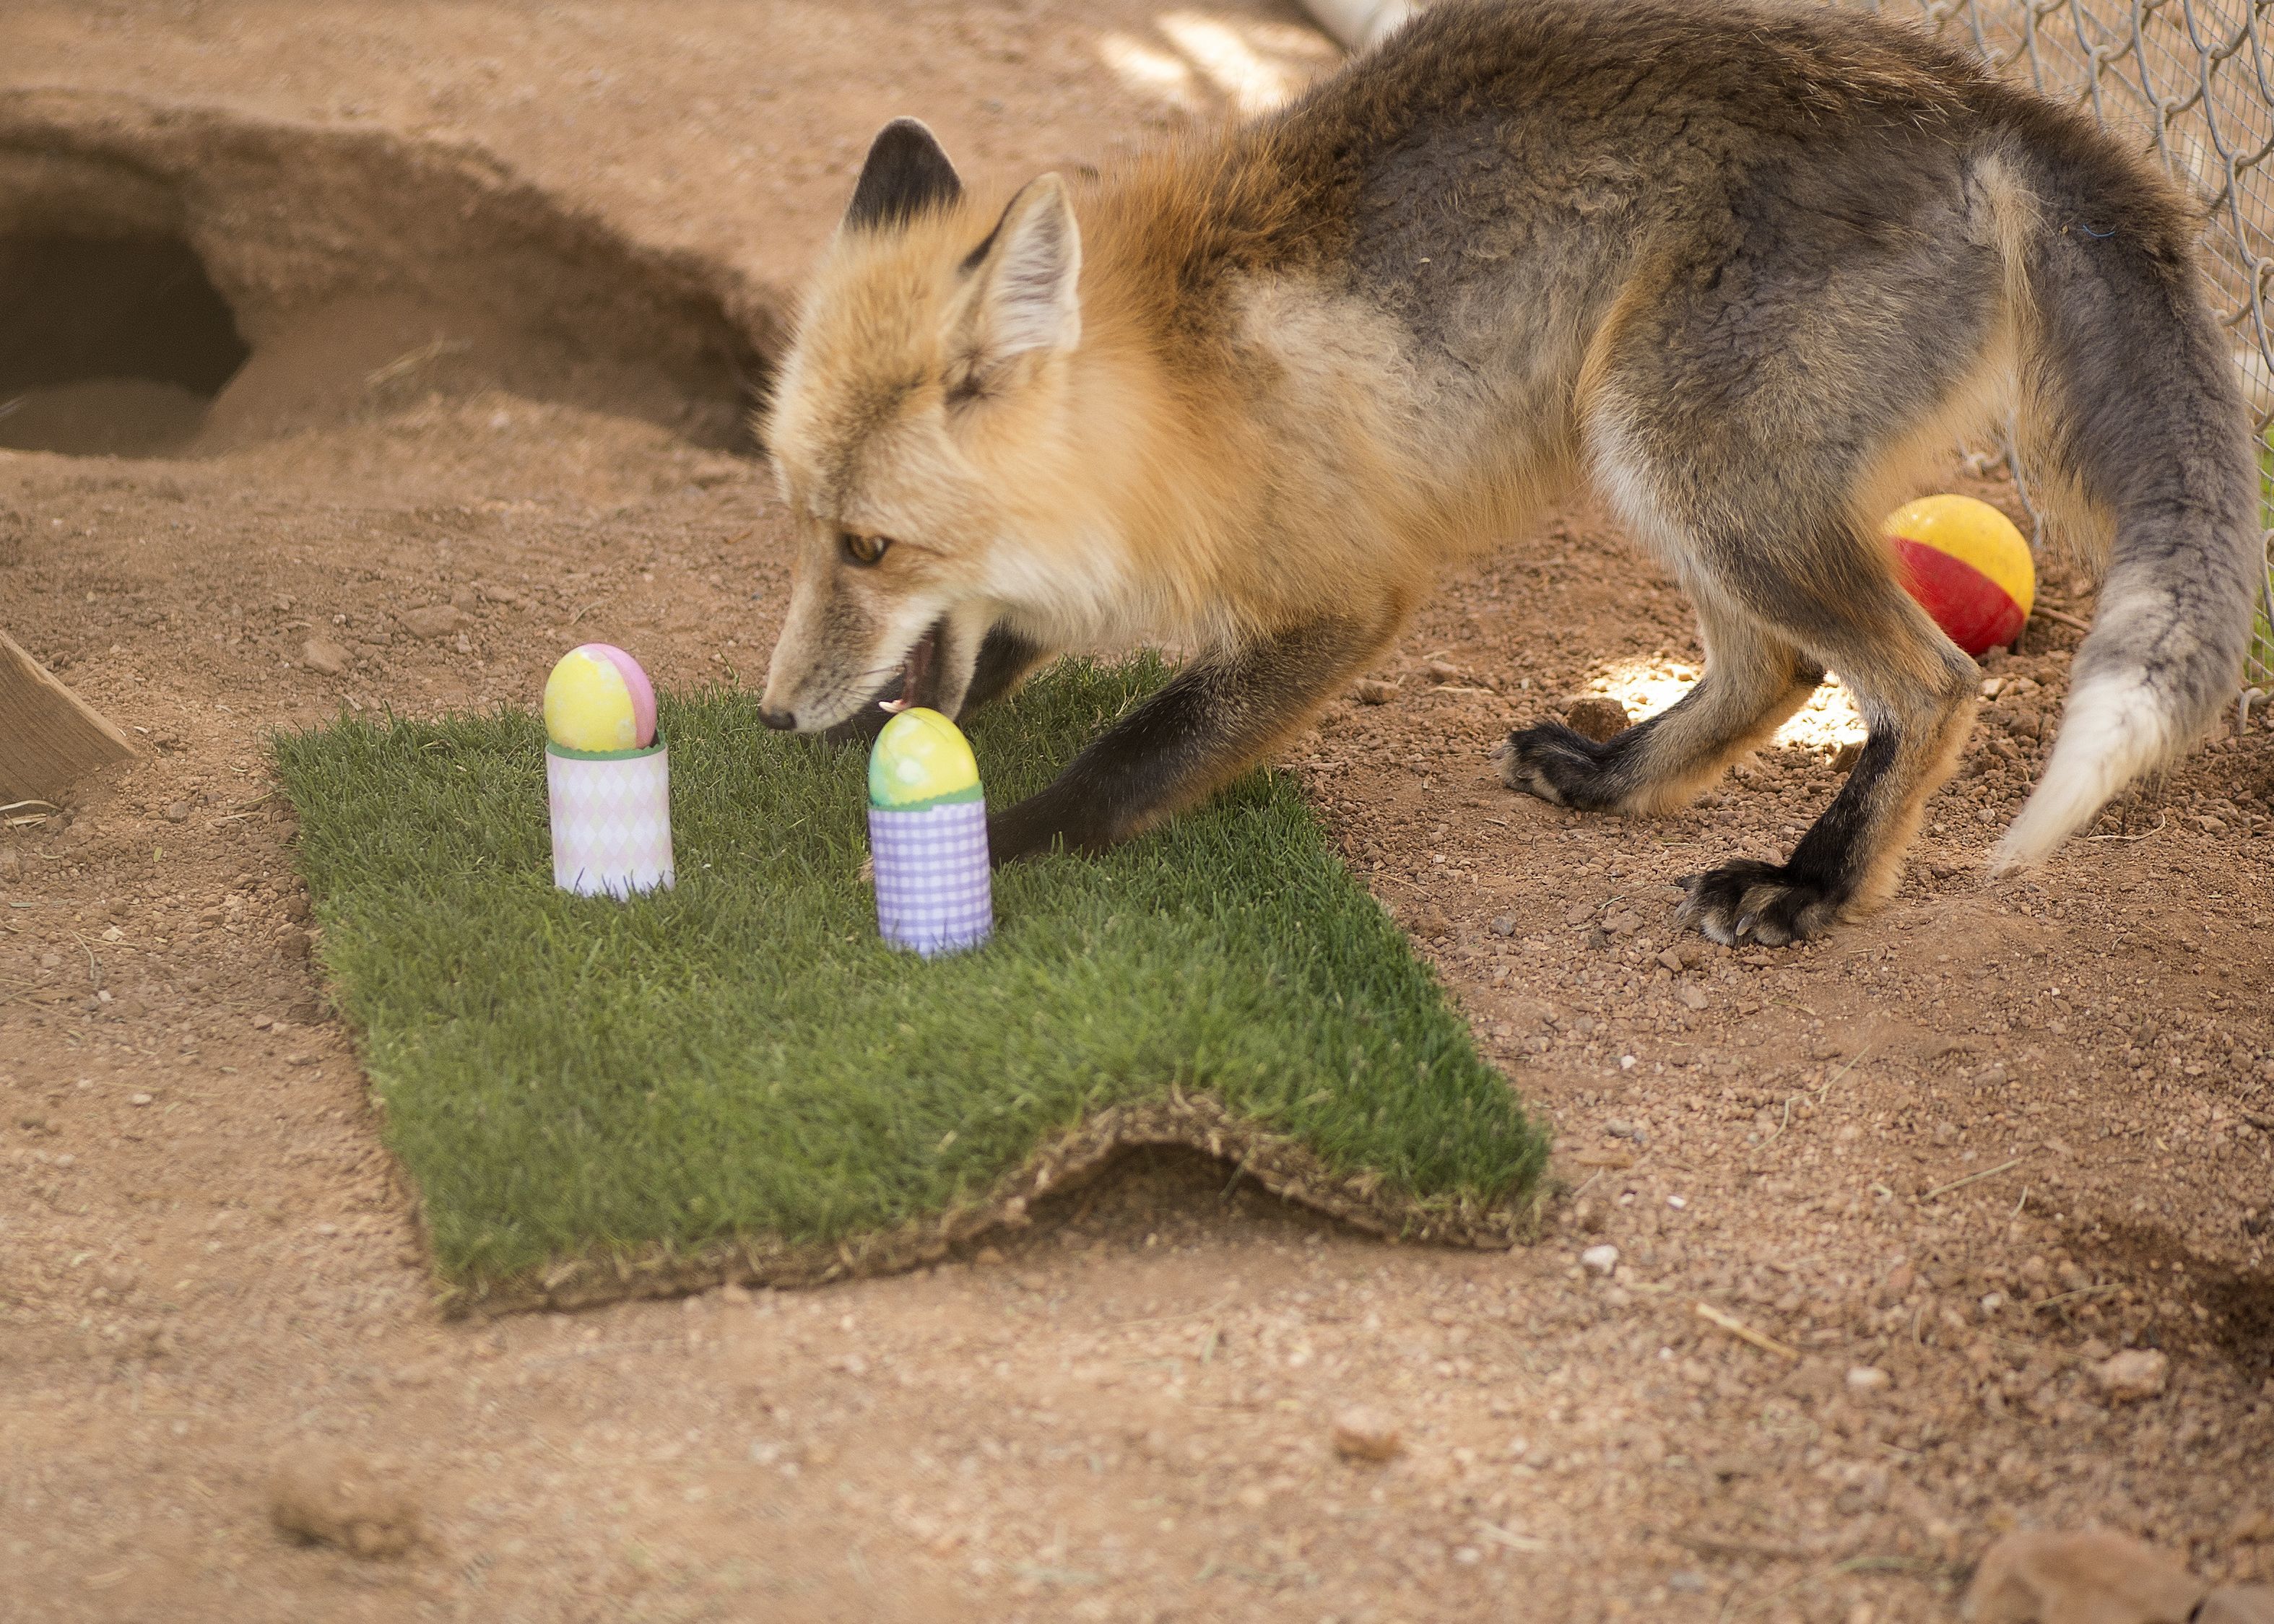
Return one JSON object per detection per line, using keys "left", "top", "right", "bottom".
{"left": 0, "top": 90, "right": 776, "bottom": 458}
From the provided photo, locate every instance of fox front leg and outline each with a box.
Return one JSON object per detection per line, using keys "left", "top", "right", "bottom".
{"left": 986, "top": 619, "right": 1383, "bottom": 863}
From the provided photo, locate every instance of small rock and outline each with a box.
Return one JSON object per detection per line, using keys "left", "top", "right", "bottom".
{"left": 1831, "top": 739, "right": 1864, "bottom": 773}
{"left": 1964, "top": 1530, "right": 2204, "bottom": 1623}
{"left": 1846, "top": 1365, "right": 1891, "bottom": 1394}
{"left": 2091, "top": 1348, "right": 2169, "bottom": 1404}
{"left": 164, "top": 802, "right": 191, "bottom": 824}
{"left": 129, "top": 1092, "right": 152, "bottom": 1107}
{"left": 2228, "top": 1510, "right": 2274, "bottom": 1544}
{"left": 1602, "top": 908, "right": 1643, "bottom": 934}
{"left": 1561, "top": 695, "right": 1631, "bottom": 742}
{"left": 1655, "top": 948, "right": 1685, "bottom": 973}
{"left": 1413, "top": 905, "right": 1451, "bottom": 938}
{"left": 972, "top": 1246, "right": 1005, "bottom": 1267}
{"left": 1580, "top": 1243, "right": 1619, "bottom": 1277}
{"left": 0, "top": 846, "right": 20, "bottom": 881}
{"left": 277, "top": 929, "right": 313, "bottom": 962}
{"left": 1331, "top": 1405, "right": 1402, "bottom": 1462}
{"left": 399, "top": 604, "right": 467, "bottom": 640}
{"left": 269, "top": 1444, "right": 421, "bottom": 1558}
{"left": 300, "top": 638, "right": 352, "bottom": 677}
{"left": 2197, "top": 1589, "right": 2274, "bottom": 1624}
{"left": 1677, "top": 984, "right": 1710, "bottom": 1012}
{"left": 1490, "top": 915, "right": 1518, "bottom": 937}
{"left": 1352, "top": 678, "right": 1399, "bottom": 705}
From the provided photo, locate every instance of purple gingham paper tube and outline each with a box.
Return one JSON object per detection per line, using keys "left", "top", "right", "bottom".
{"left": 868, "top": 798, "right": 991, "bottom": 957}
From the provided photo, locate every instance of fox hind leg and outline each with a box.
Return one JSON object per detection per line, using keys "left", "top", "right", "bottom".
{"left": 1673, "top": 565, "right": 1978, "bottom": 945}
{"left": 1499, "top": 591, "right": 1822, "bottom": 814}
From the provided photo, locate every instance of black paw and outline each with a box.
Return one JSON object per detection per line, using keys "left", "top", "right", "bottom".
{"left": 1497, "top": 722, "right": 1615, "bottom": 809}
{"left": 1676, "top": 859, "right": 1844, "bottom": 946}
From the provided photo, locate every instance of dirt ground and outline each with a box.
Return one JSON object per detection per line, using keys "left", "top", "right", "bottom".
{"left": 3, "top": 5, "right": 2270, "bottom": 1621}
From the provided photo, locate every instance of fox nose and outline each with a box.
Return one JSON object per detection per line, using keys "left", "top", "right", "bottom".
{"left": 759, "top": 705, "right": 797, "bottom": 731}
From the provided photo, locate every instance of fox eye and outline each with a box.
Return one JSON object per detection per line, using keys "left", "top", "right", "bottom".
{"left": 839, "top": 531, "right": 892, "bottom": 568}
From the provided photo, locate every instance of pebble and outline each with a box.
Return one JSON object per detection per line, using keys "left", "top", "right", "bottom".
{"left": 1846, "top": 1365, "right": 1891, "bottom": 1394}
{"left": 1580, "top": 1243, "right": 1619, "bottom": 1276}
{"left": 1352, "top": 678, "right": 1399, "bottom": 705}
{"left": 269, "top": 1443, "right": 422, "bottom": 1558}
{"left": 1966, "top": 1529, "right": 2204, "bottom": 1624}
{"left": 1331, "top": 1405, "right": 1403, "bottom": 1462}
{"left": 164, "top": 802, "right": 191, "bottom": 823}
{"left": 399, "top": 604, "right": 468, "bottom": 640}
{"left": 1561, "top": 696, "right": 1631, "bottom": 742}
{"left": 0, "top": 847, "right": 20, "bottom": 880}
{"left": 300, "top": 638, "right": 352, "bottom": 676}
{"left": 1490, "top": 915, "right": 1518, "bottom": 937}
{"left": 2091, "top": 1348, "right": 2170, "bottom": 1404}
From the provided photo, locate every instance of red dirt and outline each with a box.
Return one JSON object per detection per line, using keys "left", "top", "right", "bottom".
{"left": 2, "top": 6, "right": 2268, "bottom": 1622}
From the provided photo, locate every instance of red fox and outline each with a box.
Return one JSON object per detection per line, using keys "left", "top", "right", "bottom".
{"left": 758, "top": 0, "right": 2257, "bottom": 945}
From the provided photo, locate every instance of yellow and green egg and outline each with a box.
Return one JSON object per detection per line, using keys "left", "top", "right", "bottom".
{"left": 868, "top": 708, "right": 982, "bottom": 809}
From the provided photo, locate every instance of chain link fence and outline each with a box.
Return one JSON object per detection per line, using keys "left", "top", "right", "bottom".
{"left": 1853, "top": 0, "right": 2274, "bottom": 692}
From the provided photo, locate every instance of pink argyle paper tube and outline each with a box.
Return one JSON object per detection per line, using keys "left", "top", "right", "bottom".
{"left": 546, "top": 740, "right": 674, "bottom": 899}
{"left": 868, "top": 799, "right": 991, "bottom": 957}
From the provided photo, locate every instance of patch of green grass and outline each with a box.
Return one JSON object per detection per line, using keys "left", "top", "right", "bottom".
{"left": 273, "top": 656, "right": 1548, "bottom": 1296}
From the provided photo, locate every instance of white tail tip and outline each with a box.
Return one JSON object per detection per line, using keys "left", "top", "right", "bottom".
{"left": 1992, "top": 672, "right": 2174, "bottom": 872}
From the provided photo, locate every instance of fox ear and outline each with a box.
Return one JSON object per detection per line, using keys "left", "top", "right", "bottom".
{"left": 844, "top": 118, "right": 963, "bottom": 231}
{"left": 950, "top": 175, "right": 1082, "bottom": 385}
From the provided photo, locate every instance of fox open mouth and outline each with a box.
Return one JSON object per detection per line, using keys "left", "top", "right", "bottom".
{"left": 877, "top": 620, "right": 942, "bottom": 714}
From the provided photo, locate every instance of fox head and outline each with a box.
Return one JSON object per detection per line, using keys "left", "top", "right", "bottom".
{"left": 758, "top": 119, "right": 1093, "bottom": 734}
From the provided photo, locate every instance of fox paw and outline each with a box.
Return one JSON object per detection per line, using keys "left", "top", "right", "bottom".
{"left": 1498, "top": 722, "right": 1616, "bottom": 809}
{"left": 1677, "top": 859, "right": 1844, "bottom": 947}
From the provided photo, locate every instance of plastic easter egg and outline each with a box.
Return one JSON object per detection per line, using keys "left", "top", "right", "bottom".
{"left": 1885, "top": 495, "right": 2035, "bottom": 657}
{"left": 587, "top": 645, "right": 657, "bottom": 745}
{"left": 544, "top": 643, "right": 656, "bottom": 752}
{"left": 867, "top": 707, "right": 981, "bottom": 809}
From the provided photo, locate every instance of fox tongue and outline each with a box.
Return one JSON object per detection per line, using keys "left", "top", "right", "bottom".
{"left": 878, "top": 627, "right": 939, "bottom": 715}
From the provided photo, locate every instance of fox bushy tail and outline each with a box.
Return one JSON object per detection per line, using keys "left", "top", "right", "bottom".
{"left": 1992, "top": 153, "right": 2261, "bottom": 871}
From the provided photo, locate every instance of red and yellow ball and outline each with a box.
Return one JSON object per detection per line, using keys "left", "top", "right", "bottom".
{"left": 1883, "top": 494, "right": 2035, "bottom": 657}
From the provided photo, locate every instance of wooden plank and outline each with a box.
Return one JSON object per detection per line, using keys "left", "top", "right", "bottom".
{"left": 0, "top": 627, "right": 134, "bottom": 803}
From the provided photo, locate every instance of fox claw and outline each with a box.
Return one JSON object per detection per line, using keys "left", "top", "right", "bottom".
{"left": 1677, "top": 859, "right": 1842, "bottom": 947}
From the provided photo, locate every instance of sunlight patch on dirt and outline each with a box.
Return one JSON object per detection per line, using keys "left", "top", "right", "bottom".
{"left": 1587, "top": 655, "right": 1870, "bottom": 753}
{"left": 1098, "top": 11, "right": 1333, "bottom": 115}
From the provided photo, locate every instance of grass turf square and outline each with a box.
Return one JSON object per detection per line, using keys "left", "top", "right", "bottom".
{"left": 273, "top": 656, "right": 1550, "bottom": 1311}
